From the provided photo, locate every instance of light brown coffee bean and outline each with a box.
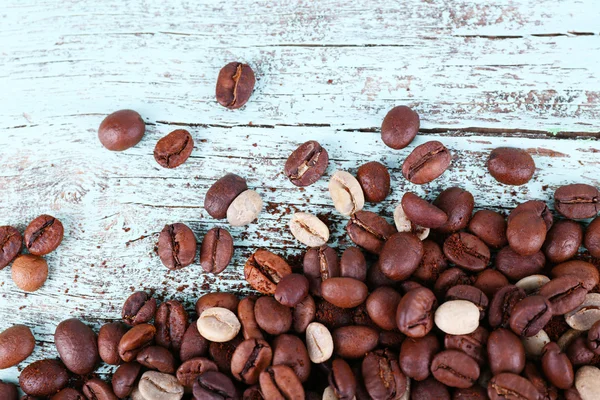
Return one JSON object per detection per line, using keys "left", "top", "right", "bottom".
{"left": 197, "top": 307, "right": 241, "bottom": 342}
{"left": 289, "top": 212, "right": 329, "bottom": 247}
{"left": 328, "top": 171, "right": 365, "bottom": 216}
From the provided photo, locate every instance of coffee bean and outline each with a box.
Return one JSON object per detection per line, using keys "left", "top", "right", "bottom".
{"left": 196, "top": 292, "right": 239, "bottom": 316}
{"left": 259, "top": 365, "right": 305, "bottom": 400}
{"left": 227, "top": 189, "right": 263, "bottom": 226}
{"left": 328, "top": 170, "right": 365, "bottom": 216}
{"left": 487, "top": 373, "right": 539, "bottom": 400}
{"left": 157, "top": 223, "right": 197, "bottom": 270}
{"left": 54, "top": 318, "right": 99, "bottom": 375}
{"left": 292, "top": 295, "right": 316, "bottom": 333}
{"left": 585, "top": 216, "right": 600, "bottom": 258}
{"left": 380, "top": 105, "right": 420, "bottom": 149}
{"left": 474, "top": 269, "right": 509, "bottom": 298}
{"left": 303, "top": 245, "right": 339, "bottom": 296}
{"left": 412, "top": 240, "right": 447, "bottom": 284}
{"left": 98, "top": 322, "right": 128, "bottom": 366}
{"left": 551, "top": 260, "right": 599, "bottom": 291}
{"left": 543, "top": 220, "right": 583, "bottom": 263}
{"left": 197, "top": 307, "right": 241, "bottom": 342}
{"left": 153, "top": 129, "right": 194, "bottom": 169}
{"left": 445, "top": 285, "right": 488, "bottom": 320}
{"left": 507, "top": 211, "right": 547, "bottom": 256}
{"left": 176, "top": 357, "right": 218, "bottom": 389}
{"left": 193, "top": 371, "right": 237, "bottom": 400}
{"left": 509, "top": 200, "right": 553, "bottom": 231}
{"left": 321, "top": 277, "right": 368, "bottom": 309}
{"left": 328, "top": 358, "right": 356, "bottom": 399}
{"left": 367, "top": 260, "right": 397, "bottom": 289}
{"left": 393, "top": 202, "right": 430, "bottom": 240}
{"left": 204, "top": 173, "right": 248, "bottom": 219}
{"left": 443, "top": 232, "right": 490, "bottom": 272}
{"left": 180, "top": 320, "right": 209, "bottom": 361}
{"left": 402, "top": 140, "right": 451, "bottom": 184}
{"left": 495, "top": 246, "right": 545, "bottom": 281}
{"left": 509, "top": 296, "right": 553, "bottom": 337}
{"left": 112, "top": 362, "right": 142, "bottom": 398}
{"left": 0, "top": 226, "right": 21, "bottom": 270}
{"left": 444, "top": 326, "right": 489, "bottom": 366}
{"left": 0, "top": 380, "right": 18, "bottom": 400}
{"left": 356, "top": 161, "right": 391, "bottom": 202}
{"left": 200, "top": 227, "right": 233, "bottom": 274}
{"left": 138, "top": 371, "right": 184, "bottom": 400}
{"left": 555, "top": 184, "right": 600, "bottom": 220}
{"left": 50, "top": 388, "right": 84, "bottom": 400}
{"left": 541, "top": 342, "right": 574, "bottom": 389}
{"left": 244, "top": 249, "right": 292, "bottom": 294}
{"left": 237, "top": 297, "right": 263, "bottom": 341}
{"left": 255, "top": 296, "right": 292, "bottom": 335}
{"left": 433, "top": 187, "right": 474, "bottom": 233}
{"left": 209, "top": 336, "right": 243, "bottom": 374}
{"left": 488, "top": 285, "right": 526, "bottom": 328}
{"left": 230, "top": 338, "right": 272, "bottom": 384}
{"left": 576, "top": 366, "right": 600, "bottom": 400}
{"left": 468, "top": 210, "right": 507, "bottom": 248}
{"left": 82, "top": 378, "right": 117, "bottom": 400}
{"left": 339, "top": 247, "right": 367, "bottom": 281}
{"left": 122, "top": 291, "right": 157, "bottom": 326}
{"left": 431, "top": 350, "right": 480, "bottom": 388}
{"left": 539, "top": 275, "right": 587, "bottom": 315}
{"left": 366, "top": 287, "right": 402, "bottom": 331}
{"left": 521, "top": 329, "right": 551, "bottom": 359}
{"left": 216, "top": 62, "right": 255, "bottom": 109}
{"left": 362, "top": 349, "right": 407, "bottom": 398}
{"left": 0, "top": 324, "right": 35, "bottom": 369}
{"left": 434, "top": 299, "right": 480, "bottom": 335}
{"left": 136, "top": 346, "right": 176, "bottom": 374}
{"left": 346, "top": 210, "right": 396, "bottom": 254}
{"left": 566, "top": 335, "right": 594, "bottom": 366}
{"left": 19, "top": 359, "right": 69, "bottom": 397}
{"left": 399, "top": 334, "right": 440, "bottom": 381}
{"left": 396, "top": 287, "right": 437, "bottom": 338}
{"left": 275, "top": 273, "right": 309, "bottom": 307}
{"left": 155, "top": 300, "right": 188, "bottom": 352}
{"left": 118, "top": 323, "right": 156, "bottom": 362}
{"left": 289, "top": 212, "right": 330, "bottom": 247}
{"left": 487, "top": 147, "right": 535, "bottom": 185}
{"left": 305, "top": 322, "right": 334, "bottom": 363}
{"left": 98, "top": 110, "right": 145, "bottom": 151}
{"left": 380, "top": 232, "right": 424, "bottom": 281}
{"left": 488, "top": 328, "right": 526, "bottom": 375}
{"left": 523, "top": 360, "right": 558, "bottom": 400}
{"left": 401, "top": 192, "right": 448, "bottom": 229}
{"left": 411, "top": 377, "right": 450, "bottom": 400}
{"left": 564, "top": 387, "right": 583, "bottom": 400}
{"left": 433, "top": 267, "right": 472, "bottom": 298}
{"left": 453, "top": 387, "right": 488, "bottom": 400}
{"left": 565, "top": 293, "right": 600, "bottom": 331}
{"left": 587, "top": 320, "right": 600, "bottom": 354}
{"left": 284, "top": 140, "right": 329, "bottom": 187}
{"left": 11, "top": 254, "right": 48, "bottom": 292}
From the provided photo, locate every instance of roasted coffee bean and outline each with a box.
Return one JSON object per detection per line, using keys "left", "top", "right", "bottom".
{"left": 97, "top": 109, "right": 145, "bottom": 151}
{"left": 585, "top": 215, "right": 600, "bottom": 258}
{"left": 380, "top": 232, "right": 424, "bottom": 281}
{"left": 180, "top": 320, "right": 209, "bottom": 361}
{"left": 366, "top": 287, "right": 402, "bottom": 330}
{"left": 238, "top": 297, "right": 264, "bottom": 340}
{"left": 153, "top": 129, "right": 194, "bottom": 168}
{"left": 379, "top": 330, "right": 405, "bottom": 351}
{"left": 329, "top": 170, "right": 365, "bottom": 216}
{"left": 204, "top": 173, "right": 248, "bottom": 219}
{"left": 199, "top": 227, "right": 233, "bottom": 274}
{"left": 468, "top": 210, "right": 508, "bottom": 248}
{"left": 507, "top": 211, "right": 547, "bottom": 256}
{"left": 209, "top": 335, "right": 243, "bottom": 374}
{"left": 509, "top": 295, "right": 553, "bottom": 337}
{"left": 245, "top": 249, "right": 292, "bottom": 295}
{"left": 433, "top": 187, "right": 474, "bottom": 234}
{"left": 50, "top": 388, "right": 84, "bottom": 400}
{"left": 487, "top": 147, "right": 535, "bottom": 185}
{"left": 443, "top": 232, "right": 490, "bottom": 272}
{"left": 401, "top": 192, "right": 448, "bottom": 229}
{"left": 138, "top": 371, "right": 184, "bottom": 400}
{"left": 136, "top": 346, "right": 176, "bottom": 374}
{"left": 0, "top": 226, "right": 21, "bottom": 270}
{"left": 543, "top": 220, "right": 583, "bottom": 263}
{"left": 196, "top": 292, "right": 240, "bottom": 316}
{"left": 433, "top": 267, "right": 472, "bottom": 298}
{"left": 393, "top": 202, "right": 430, "bottom": 240}
{"left": 399, "top": 334, "right": 440, "bottom": 381}
{"left": 356, "top": 161, "right": 391, "bottom": 203}
{"left": 402, "top": 140, "right": 452, "bottom": 184}
{"left": 495, "top": 246, "right": 546, "bottom": 281}
{"left": 305, "top": 322, "right": 334, "bottom": 363}
{"left": 216, "top": 62, "right": 255, "bottom": 109}
{"left": 539, "top": 275, "right": 587, "bottom": 315}
{"left": 155, "top": 300, "right": 188, "bottom": 352}
{"left": 564, "top": 387, "right": 583, "bottom": 400}
{"left": 259, "top": 365, "right": 305, "bottom": 400}
{"left": 112, "top": 362, "right": 142, "bottom": 398}
{"left": 230, "top": 338, "right": 272, "bottom": 384}
{"left": 523, "top": 361, "right": 558, "bottom": 400}
{"left": 435, "top": 300, "right": 480, "bottom": 335}
{"left": 272, "top": 334, "right": 311, "bottom": 383}
{"left": 516, "top": 274, "right": 551, "bottom": 295}
{"left": 488, "top": 285, "right": 526, "bottom": 328}
{"left": 54, "top": 318, "right": 98, "bottom": 375}
{"left": 198, "top": 307, "right": 241, "bottom": 343}
{"left": 487, "top": 373, "right": 539, "bottom": 400}
{"left": 566, "top": 335, "right": 595, "bottom": 366}
{"left": 289, "top": 212, "right": 330, "bottom": 247}
{"left": 431, "top": 350, "right": 480, "bottom": 388}
{"left": 362, "top": 349, "right": 407, "bottom": 398}
{"left": 396, "top": 287, "right": 437, "bottom": 338}
{"left": 575, "top": 366, "right": 600, "bottom": 400}
{"left": 412, "top": 240, "right": 447, "bottom": 284}
{"left": 332, "top": 325, "right": 378, "bottom": 359}
{"left": 303, "top": 245, "right": 339, "bottom": 296}
{"left": 488, "top": 328, "right": 526, "bottom": 375}
{"left": 19, "top": 359, "right": 69, "bottom": 397}
{"left": 541, "top": 342, "right": 574, "bottom": 389}
{"left": 158, "top": 223, "right": 197, "bottom": 270}
{"left": 118, "top": 323, "right": 156, "bottom": 362}
{"left": 193, "top": 371, "right": 237, "bottom": 400}
{"left": 98, "top": 322, "right": 128, "bottom": 365}
{"left": 474, "top": 269, "right": 509, "bottom": 298}
{"left": 254, "top": 296, "right": 292, "bottom": 334}
{"left": 82, "top": 378, "right": 117, "bottom": 400}
{"left": 328, "top": 358, "right": 356, "bottom": 399}
{"left": 411, "top": 377, "right": 450, "bottom": 400}
{"left": 587, "top": 320, "right": 600, "bottom": 354}
{"left": 509, "top": 200, "right": 554, "bottom": 229}
{"left": 321, "top": 277, "right": 368, "bottom": 309}
{"left": 226, "top": 189, "right": 263, "bottom": 226}
{"left": 176, "top": 357, "right": 218, "bottom": 389}
{"left": 367, "top": 260, "right": 397, "bottom": 289}
{"left": 453, "top": 386, "right": 488, "bottom": 400}
{"left": 274, "top": 273, "right": 309, "bottom": 307}
{"left": 551, "top": 260, "right": 599, "bottom": 291}
{"left": 346, "top": 210, "right": 396, "bottom": 254}
{"left": 555, "top": 184, "right": 600, "bottom": 220}
{"left": 0, "top": 324, "right": 35, "bottom": 369}
{"left": 284, "top": 140, "right": 329, "bottom": 187}
{"left": 339, "top": 247, "right": 367, "bottom": 281}
{"left": 122, "top": 291, "right": 157, "bottom": 326}
{"left": 446, "top": 285, "right": 489, "bottom": 320}
{"left": 0, "top": 380, "right": 18, "bottom": 400}
{"left": 381, "top": 105, "right": 420, "bottom": 150}
{"left": 444, "top": 326, "right": 489, "bottom": 366}
{"left": 315, "top": 298, "right": 353, "bottom": 329}
{"left": 292, "top": 295, "right": 316, "bottom": 333}
{"left": 11, "top": 254, "right": 48, "bottom": 292}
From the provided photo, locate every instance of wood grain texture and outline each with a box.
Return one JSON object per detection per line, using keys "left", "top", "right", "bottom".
{"left": 1, "top": 0, "right": 600, "bottom": 387}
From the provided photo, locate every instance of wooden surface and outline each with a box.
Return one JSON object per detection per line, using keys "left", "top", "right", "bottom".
{"left": 1, "top": 0, "right": 600, "bottom": 386}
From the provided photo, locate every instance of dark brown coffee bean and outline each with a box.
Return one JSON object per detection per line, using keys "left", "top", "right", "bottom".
{"left": 381, "top": 105, "right": 420, "bottom": 149}
{"left": 315, "top": 298, "right": 353, "bottom": 329}
{"left": 399, "top": 334, "right": 440, "bottom": 381}
{"left": 245, "top": 249, "right": 292, "bottom": 295}
{"left": 367, "top": 260, "right": 396, "bottom": 289}
{"left": 321, "top": 277, "right": 368, "bottom": 309}
{"left": 489, "top": 285, "right": 526, "bottom": 328}
{"left": 541, "top": 342, "right": 574, "bottom": 389}
{"left": 209, "top": 336, "right": 243, "bottom": 374}
{"left": 176, "top": 357, "right": 218, "bottom": 389}
{"left": 488, "top": 328, "right": 526, "bottom": 375}
{"left": 54, "top": 318, "right": 98, "bottom": 375}
{"left": 243, "top": 385, "right": 264, "bottom": 400}
{"left": 588, "top": 320, "right": 600, "bottom": 355}
{"left": 543, "top": 220, "right": 583, "bottom": 263}
{"left": 468, "top": 210, "right": 508, "bottom": 248}
{"left": 216, "top": 62, "right": 255, "bottom": 109}
{"left": 339, "top": 247, "right": 367, "bottom": 282}
{"left": 332, "top": 326, "right": 378, "bottom": 359}
{"left": 509, "top": 295, "right": 553, "bottom": 337}
{"left": 411, "top": 377, "right": 451, "bottom": 400}
{"left": 539, "top": 275, "right": 587, "bottom": 315}
{"left": 378, "top": 331, "right": 405, "bottom": 352}
{"left": 180, "top": 320, "right": 209, "bottom": 361}
{"left": 136, "top": 345, "right": 176, "bottom": 374}
{"left": 433, "top": 187, "right": 475, "bottom": 234}
{"left": 396, "top": 287, "right": 437, "bottom": 338}
{"left": 196, "top": 292, "right": 239, "bottom": 316}
{"left": 82, "top": 378, "right": 117, "bottom": 400}
{"left": 199, "top": 227, "right": 233, "bottom": 274}
{"left": 19, "top": 359, "right": 69, "bottom": 397}
{"left": 443, "top": 232, "right": 490, "bottom": 272}
{"left": 366, "top": 287, "right": 402, "bottom": 331}
{"left": 487, "top": 147, "right": 535, "bottom": 185}
{"left": 474, "top": 269, "right": 509, "bottom": 298}
{"left": 453, "top": 386, "right": 488, "bottom": 400}
{"left": 303, "top": 245, "right": 339, "bottom": 297}
{"left": 509, "top": 200, "right": 553, "bottom": 230}
{"left": 193, "top": 371, "right": 237, "bottom": 400}
{"left": 275, "top": 273, "right": 309, "bottom": 307}
{"left": 284, "top": 140, "right": 329, "bottom": 187}
{"left": 402, "top": 140, "right": 452, "bottom": 184}
{"left": 585, "top": 215, "right": 600, "bottom": 258}
{"left": 551, "top": 260, "right": 599, "bottom": 291}
{"left": 431, "top": 350, "right": 480, "bottom": 388}
{"left": 98, "top": 322, "right": 128, "bottom": 365}
{"left": 507, "top": 211, "right": 547, "bottom": 256}
{"left": 254, "top": 296, "right": 292, "bottom": 335}
{"left": 259, "top": 365, "right": 304, "bottom": 400}
{"left": 487, "top": 373, "right": 539, "bottom": 400}
{"left": 0, "top": 380, "right": 18, "bottom": 400}
{"left": 346, "top": 211, "right": 397, "bottom": 255}
{"left": 98, "top": 109, "right": 145, "bottom": 151}
{"left": 555, "top": 183, "right": 600, "bottom": 220}
{"left": 0, "top": 226, "right": 21, "bottom": 270}
{"left": 362, "top": 349, "right": 407, "bottom": 399}
{"left": 112, "top": 362, "right": 142, "bottom": 398}
{"left": 444, "top": 326, "right": 489, "bottom": 366}
{"left": 446, "top": 285, "right": 489, "bottom": 320}
{"left": 380, "top": 232, "right": 424, "bottom": 281}
{"left": 231, "top": 338, "right": 272, "bottom": 384}
{"left": 118, "top": 323, "right": 156, "bottom": 362}
{"left": 356, "top": 161, "right": 390, "bottom": 203}
{"left": 0, "top": 324, "right": 35, "bottom": 369}
{"left": 495, "top": 246, "right": 546, "bottom": 281}
{"left": 272, "top": 334, "right": 311, "bottom": 383}
{"left": 401, "top": 192, "right": 448, "bottom": 229}
{"left": 153, "top": 129, "right": 194, "bottom": 168}
{"left": 238, "top": 297, "right": 264, "bottom": 340}
{"left": 293, "top": 295, "right": 315, "bottom": 333}
{"left": 564, "top": 387, "right": 583, "bottom": 400}
{"left": 24, "top": 214, "right": 63, "bottom": 256}
{"left": 157, "top": 223, "right": 196, "bottom": 270}
{"left": 155, "top": 300, "right": 188, "bottom": 353}
{"left": 204, "top": 173, "right": 248, "bottom": 219}
{"left": 50, "top": 388, "right": 83, "bottom": 400}
{"left": 523, "top": 361, "right": 559, "bottom": 400}
{"left": 413, "top": 240, "right": 448, "bottom": 284}
{"left": 434, "top": 267, "right": 472, "bottom": 298}
{"left": 567, "top": 335, "right": 594, "bottom": 366}
{"left": 328, "top": 358, "right": 356, "bottom": 399}
{"left": 122, "top": 291, "right": 157, "bottom": 326}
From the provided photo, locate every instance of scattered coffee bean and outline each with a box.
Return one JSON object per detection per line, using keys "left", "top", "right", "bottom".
{"left": 362, "top": 349, "right": 408, "bottom": 398}
{"left": 487, "top": 147, "right": 535, "bottom": 185}
{"left": 488, "top": 285, "right": 526, "bottom": 328}
{"left": 272, "top": 334, "right": 311, "bottom": 383}
{"left": 155, "top": 300, "right": 188, "bottom": 352}
{"left": 122, "top": 291, "right": 157, "bottom": 326}
{"left": 193, "top": 371, "right": 237, "bottom": 399}
{"left": 0, "top": 380, "right": 18, "bottom": 400}
{"left": 255, "top": 296, "right": 292, "bottom": 335}
{"left": 227, "top": 189, "right": 263, "bottom": 226}
{"left": 197, "top": 307, "right": 240, "bottom": 342}
{"left": 539, "top": 275, "right": 587, "bottom": 315}
{"left": 176, "top": 357, "right": 217, "bottom": 389}
{"left": 339, "top": 247, "right": 366, "bottom": 282}
{"left": 200, "top": 227, "right": 233, "bottom": 274}
{"left": 444, "top": 326, "right": 489, "bottom": 366}
{"left": 230, "top": 338, "right": 272, "bottom": 384}
{"left": 443, "top": 232, "right": 490, "bottom": 272}
{"left": 216, "top": 62, "right": 255, "bottom": 109}
{"left": 284, "top": 140, "right": 329, "bottom": 187}
{"left": 474, "top": 269, "right": 509, "bottom": 298}
{"left": 564, "top": 293, "right": 600, "bottom": 331}
{"left": 381, "top": 105, "right": 420, "bottom": 150}
{"left": 445, "top": 285, "right": 488, "bottom": 320}
{"left": 434, "top": 299, "right": 480, "bottom": 335}
{"left": 54, "top": 318, "right": 99, "bottom": 375}
{"left": 541, "top": 342, "right": 574, "bottom": 389}
{"left": 244, "top": 249, "right": 292, "bottom": 294}
{"left": 153, "top": 129, "right": 194, "bottom": 169}
{"left": 393, "top": 202, "right": 430, "bottom": 240}
{"left": 118, "top": 323, "right": 156, "bottom": 362}
{"left": 495, "top": 246, "right": 545, "bottom": 280}
{"left": 259, "top": 365, "right": 305, "bottom": 400}
{"left": 585, "top": 215, "right": 600, "bottom": 258}
{"left": 507, "top": 211, "right": 547, "bottom": 256}
{"left": 402, "top": 140, "right": 451, "bottom": 184}
{"left": 575, "top": 366, "right": 600, "bottom": 400}
{"left": 157, "top": 223, "right": 197, "bottom": 270}
{"left": 209, "top": 335, "right": 243, "bottom": 374}
{"left": 433, "top": 187, "right": 474, "bottom": 233}
{"left": 321, "top": 277, "right": 368, "bottom": 309}
{"left": 0, "top": 324, "right": 35, "bottom": 369}
{"left": 275, "top": 273, "right": 309, "bottom": 307}
{"left": 566, "top": 335, "right": 594, "bottom": 366}
{"left": 25, "top": 217, "right": 65, "bottom": 256}
{"left": 138, "top": 371, "right": 184, "bottom": 400}
{"left": 303, "top": 245, "right": 339, "bottom": 296}
{"left": 487, "top": 328, "right": 526, "bottom": 375}
{"left": 543, "top": 219, "right": 583, "bottom": 263}
{"left": 521, "top": 329, "right": 551, "bottom": 359}
{"left": 136, "top": 345, "right": 176, "bottom": 374}
{"left": 346, "top": 210, "right": 396, "bottom": 254}
{"left": 51, "top": 388, "right": 84, "bottom": 400}
{"left": 112, "top": 362, "right": 142, "bottom": 398}
{"left": 0, "top": 226, "right": 21, "bottom": 270}
{"left": 487, "top": 372, "right": 539, "bottom": 400}
{"left": 433, "top": 267, "right": 471, "bottom": 298}
{"left": 204, "top": 173, "right": 248, "bottom": 220}
{"left": 555, "top": 183, "right": 600, "bottom": 220}
{"left": 356, "top": 161, "right": 391, "bottom": 202}
{"left": 11, "top": 254, "right": 48, "bottom": 292}
{"left": 196, "top": 292, "right": 239, "bottom": 316}
{"left": 19, "top": 359, "right": 69, "bottom": 397}
{"left": 305, "top": 322, "right": 334, "bottom": 363}
{"left": 98, "top": 109, "right": 145, "bottom": 151}
{"left": 401, "top": 192, "right": 448, "bottom": 229}
{"left": 468, "top": 210, "right": 507, "bottom": 248}
{"left": 396, "top": 287, "right": 437, "bottom": 338}
{"left": 289, "top": 212, "right": 330, "bottom": 247}
{"left": 515, "top": 274, "right": 550, "bottom": 294}
{"left": 293, "top": 295, "right": 316, "bottom": 333}
{"left": 333, "top": 325, "right": 378, "bottom": 359}
{"left": 399, "top": 334, "right": 440, "bottom": 381}
{"left": 509, "top": 200, "right": 553, "bottom": 230}
{"left": 82, "top": 378, "right": 117, "bottom": 400}
{"left": 180, "top": 321, "right": 209, "bottom": 362}
{"left": 328, "top": 170, "right": 365, "bottom": 216}
{"left": 551, "top": 260, "right": 599, "bottom": 291}
{"left": 431, "top": 350, "right": 480, "bottom": 388}
{"left": 587, "top": 320, "right": 600, "bottom": 354}
{"left": 380, "top": 232, "right": 424, "bottom": 281}
{"left": 509, "top": 295, "right": 553, "bottom": 337}
{"left": 366, "top": 287, "right": 402, "bottom": 331}
{"left": 412, "top": 377, "right": 450, "bottom": 400}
